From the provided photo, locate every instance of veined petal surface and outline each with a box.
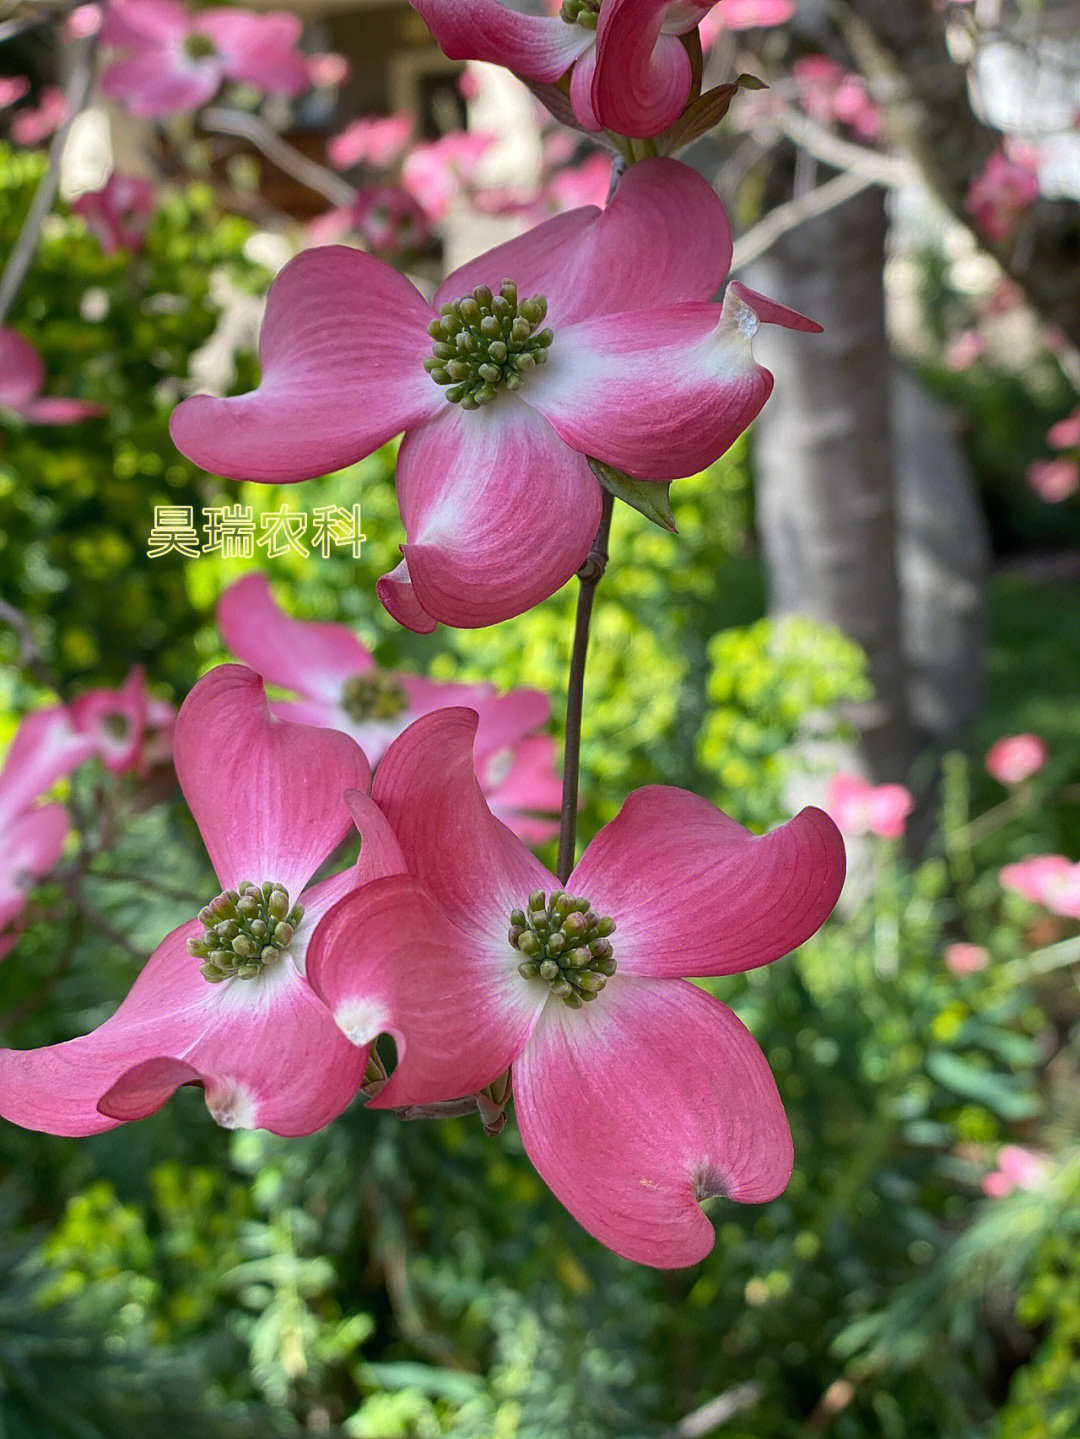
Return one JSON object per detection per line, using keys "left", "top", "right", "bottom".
{"left": 515, "top": 975, "right": 793, "bottom": 1266}
{"left": 170, "top": 247, "right": 441, "bottom": 481}
{"left": 569, "top": 787, "right": 845, "bottom": 978}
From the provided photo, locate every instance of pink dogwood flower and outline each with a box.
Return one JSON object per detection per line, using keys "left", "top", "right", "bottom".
{"left": 306, "top": 186, "right": 433, "bottom": 259}
{"left": 71, "top": 172, "right": 156, "bottom": 253}
{"left": 0, "top": 665, "right": 376, "bottom": 1136}
{"left": 944, "top": 942, "right": 989, "bottom": 975}
{"left": 216, "top": 573, "right": 560, "bottom": 841}
{"left": 1047, "top": 411, "right": 1080, "bottom": 450}
{"left": 1000, "top": 854, "right": 1080, "bottom": 920}
{"left": 305, "top": 51, "right": 350, "bottom": 89}
{"left": 70, "top": 667, "right": 154, "bottom": 774}
{"left": 305, "top": 707, "right": 845, "bottom": 1267}
{"left": 1026, "top": 456, "right": 1079, "bottom": 503}
{"left": 982, "top": 1144, "right": 1049, "bottom": 1198}
{"left": 100, "top": 0, "right": 310, "bottom": 117}
{"left": 9, "top": 86, "right": 67, "bottom": 146}
{"left": 0, "top": 328, "right": 104, "bottom": 425}
{"left": 791, "top": 56, "right": 880, "bottom": 141}
{"left": 0, "top": 77, "right": 31, "bottom": 108}
{"left": 699, "top": 0, "right": 792, "bottom": 44}
{"left": 0, "top": 707, "right": 94, "bottom": 959}
{"left": 826, "top": 773, "right": 914, "bottom": 840}
{"left": 965, "top": 146, "right": 1040, "bottom": 242}
{"left": 327, "top": 112, "right": 414, "bottom": 170}
{"left": 170, "top": 158, "right": 819, "bottom": 633}
{"left": 985, "top": 733, "right": 1048, "bottom": 786}
{"left": 409, "top": 0, "right": 718, "bottom": 138}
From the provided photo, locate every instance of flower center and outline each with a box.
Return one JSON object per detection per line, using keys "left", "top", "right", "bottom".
{"left": 509, "top": 889, "right": 616, "bottom": 1009}
{"left": 187, "top": 880, "right": 305, "bottom": 983}
{"left": 424, "top": 280, "right": 554, "bottom": 410}
{"left": 183, "top": 31, "right": 219, "bottom": 61}
{"left": 102, "top": 713, "right": 130, "bottom": 740}
{"left": 340, "top": 670, "right": 409, "bottom": 722}
{"left": 560, "top": 0, "right": 600, "bottom": 27}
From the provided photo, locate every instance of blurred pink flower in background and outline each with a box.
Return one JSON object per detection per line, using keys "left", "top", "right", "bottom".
{"left": 982, "top": 1144, "right": 1049, "bottom": 1198}
{"left": 944, "top": 942, "right": 990, "bottom": 975}
{"left": 1026, "top": 407, "right": 1080, "bottom": 501}
{"left": 1026, "top": 457, "right": 1079, "bottom": 503}
{"left": 826, "top": 773, "right": 914, "bottom": 839}
{"left": 401, "top": 131, "right": 495, "bottom": 221}
{"left": 100, "top": 0, "right": 310, "bottom": 117}
{"left": 217, "top": 574, "right": 561, "bottom": 840}
{"left": 63, "top": 3, "right": 104, "bottom": 38}
{"left": 0, "top": 76, "right": 31, "bottom": 108}
{"left": 945, "top": 329, "right": 987, "bottom": 372}
{"left": 71, "top": 172, "right": 156, "bottom": 253}
{"left": 700, "top": 0, "right": 792, "bottom": 46}
{"left": 0, "top": 666, "right": 374, "bottom": 1136}
{"left": 0, "top": 329, "right": 105, "bottom": 425}
{"left": 305, "top": 51, "right": 350, "bottom": 88}
{"left": 985, "top": 733, "right": 1048, "bottom": 785}
{"left": 965, "top": 145, "right": 1040, "bottom": 242}
{"left": 0, "top": 706, "right": 99, "bottom": 960}
{"left": 327, "top": 112, "right": 414, "bottom": 170}
{"left": 306, "top": 185, "right": 432, "bottom": 258}
{"left": 1047, "top": 411, "right": 1080, "bottom": 449}
{"left": 791, "top": 56, "right": 881, "bottom": 140}
{"left": 1000, "top": 854, "right": 1080, "bottom": 920}
{"left": 9, "top": 87, "right": 68, "bottom": 146}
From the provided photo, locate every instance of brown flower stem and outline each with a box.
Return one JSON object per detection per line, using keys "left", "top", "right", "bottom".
{"left": 556, "top": 490, "right": 614, "bottom": 884}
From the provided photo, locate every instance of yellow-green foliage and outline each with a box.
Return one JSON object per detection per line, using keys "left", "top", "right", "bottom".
{"left": 698, "top": 613, "right": 873, "bottom": 826}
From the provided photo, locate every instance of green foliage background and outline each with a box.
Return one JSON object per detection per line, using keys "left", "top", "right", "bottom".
{"left": 2, "top": 143, "right": 1080, "bottom": 1439}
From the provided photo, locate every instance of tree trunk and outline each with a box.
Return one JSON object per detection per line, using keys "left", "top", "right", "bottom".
{"left": 747, "top": 184, "right": 916, "bottom": 783}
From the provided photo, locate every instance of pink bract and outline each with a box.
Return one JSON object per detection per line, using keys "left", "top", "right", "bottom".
{"left": 982, "top": 1144, "right": 1049, "bottom": 1198}
{"left": 1000, "top": 854, "right": 1080, "bottom": 920}
{"left": 0, "top": 328, "right": 105, "bottom": 425}
{"left": 1026, "top": 456, "right": 1080, "bottom": 503}
{"left": 9, "top": 86, "right": 67, "bottom": 146}
{"left": 100, "top": 0, "right": 310, "bottom": 117}
{"left": 216, "top": 573, "right": 560, "bottom": 840}
{"left": 327, "top": 112, "right": 414, "bottom": 170}
{"left": 943, "top": 942, "right": 989, "bottom": 975}
{"left": 984, "top": 733, "right": 1048, "bottom": 786}
{"left": 826, "top": 773, "right": 914, "bottom": 840}
{"left": 1047, "top": 411, "right": 1080, "bottom": 450}
{"left": 408, "top": 0, "right": 716, "bottom": 138}
{"left": 965, "top": 146, "right": 1040, "bottom": 243}
{"left": 0, "top": 707, "right": 93, "bottom": 958}
{"left": 0, "top": 665, "right": 377, "bottom": 1136}
{"left": 305, "top": 707, "right": 845, "bottom": 1267}
{"left": 71, "top": 172, "right": 156, "bottom": 253}
{"left": 170, "top": 158, "right": 819, "bottom": 633}
{"left": 792, "top": 56, "right": 880, "bottom": 141}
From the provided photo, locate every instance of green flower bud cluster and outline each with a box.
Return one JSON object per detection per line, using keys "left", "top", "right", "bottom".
{"left": 183, "top": 32, "right": 219, "bottom": 60}
{"left": 509, "top": 889, "right": 617, "bottom": 1009}
{"left": 559, "top": 0, "right": 600, "bottom": 28}
{"left": 188, "top": 881, "right": 305, "bottom": 984}
{"left": 424, "top": 280, "right": 554, "bottom": 409}
{"left": 341, "top": 669, "right": 409, "bottom": 722}
{"left": 102, "top": 712, "right": 131, "bottom": 740}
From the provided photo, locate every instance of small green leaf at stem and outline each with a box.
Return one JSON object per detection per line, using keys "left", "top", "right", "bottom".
{"left": 587, "top": 457, "right": 678, "bottom": 533}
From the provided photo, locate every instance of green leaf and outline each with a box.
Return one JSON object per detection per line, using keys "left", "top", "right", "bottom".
{"left": 588, "top": 457, "right": 678, "bottom": 533}
{"left": 925, "top": 1050, "right": 1041, "bottom": 1120}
